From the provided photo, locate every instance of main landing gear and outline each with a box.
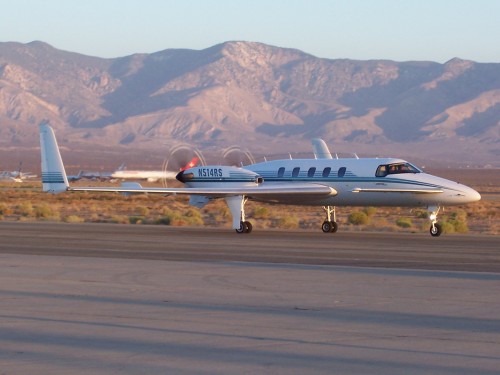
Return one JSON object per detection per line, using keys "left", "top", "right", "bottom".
{"left": 322, "top": 206, "right": 338, "bottom": 233}
{"left": 226, "top": 195, "right": 253, "bottom": 234}
{"left": 428, "top": 206, "right": 442, "bottom": 237}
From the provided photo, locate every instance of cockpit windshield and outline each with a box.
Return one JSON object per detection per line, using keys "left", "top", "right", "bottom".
{"left": 376, "top": 163, "right": 421, "bottom": 177}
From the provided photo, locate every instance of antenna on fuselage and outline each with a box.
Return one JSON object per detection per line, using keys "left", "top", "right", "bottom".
{"left": 311, "top": 138, "right": 333, "bottom": 159}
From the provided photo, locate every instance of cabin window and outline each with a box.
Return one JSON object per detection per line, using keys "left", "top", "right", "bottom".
{"left": 278, "top": 167, "right": 285, "bottom": 178}
{"left": 376, "top": 163, "right": 421, "bottom": 177}
{"left": 338, "top": 167, "right": 346, "bottom": 178}
{"left": 307, "top": 167, "right": 316, "bottom": 178}
{"left": 322, "top": 167, "right": 331, "bottom": 178}
{"left": 292, "top": 167, "right": 300, "bottom": 178}
{"left": 376, "top": 165, "right": 387, "bottom": 177}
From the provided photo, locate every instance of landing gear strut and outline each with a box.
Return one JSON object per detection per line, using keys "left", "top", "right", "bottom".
{"left": 322, "top": 206, "right": 338, "bottom": 233}
{"left": 428, "top": 206, "right": 442, "bottom": 237}
{"left": 226, "top": 195, "right": 253, "bottom": 234}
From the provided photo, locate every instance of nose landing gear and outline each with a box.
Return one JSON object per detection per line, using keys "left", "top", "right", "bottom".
{"left": 428, "top": 206, "right": 442, "bottom": 237}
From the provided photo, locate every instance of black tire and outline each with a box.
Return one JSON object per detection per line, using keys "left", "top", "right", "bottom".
{"left": 330, "top": 221, "right": 338, "bottom": 233}
{"left": 236, "top": 221, "right": 246, "bottom": 234}
{"left": 430, "top": 223, "right": 442, "bottom": 237}
{"left": 243, "top": 221, "right": 253, "bottom": 233}
{"left": 236, "top": 221, "right": 252, "bottom": 234}
{"left": 322, "top": 221, "right": 332, "bottom": 233}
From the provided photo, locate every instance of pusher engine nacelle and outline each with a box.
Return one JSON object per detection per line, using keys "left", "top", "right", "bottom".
{"left": 176, "top": 166, "right": 263, "bottom": 187}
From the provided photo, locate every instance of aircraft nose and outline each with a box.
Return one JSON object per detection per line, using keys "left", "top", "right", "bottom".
{"left": 462, "top": 186, "right": 481, "bottom": 203}
{"left": 469, "top": 188, "right": 481, "bottom": 202}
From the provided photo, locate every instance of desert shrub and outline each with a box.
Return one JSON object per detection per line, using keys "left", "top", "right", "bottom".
{"left": 452, "top": 210, "right": 467, "bottom": 222}
{"left": 34, "top": 203, "right": 57, "bottom": 218}
{"left": 160, "top": 206, "right": 171, "bottom": 216}
{"left": 440, "top": 221, "right": 455, "bottom": 234}
{"left": 0, "top": 203, "right": 13, "bottom": 215}
{"left": 486, "top": 209, "right": 497, "bottom": 218}
{"left": 396, "top": 217, "right": 413, "bottom": 228}
{"left": 109, "top": 215, "right": 129, "bottom": 224}
{"left": 155, "top": 216, "right": 171, "bottom": 225}
{"left": 348, "top": 211, "right": 369, "bottom": 225}
{"left": 437, "top": 210, "right": 469, "bottom": 234}
{"left": 136, "top": 206, "right": 150, "bottom": 216}
{"left": 161, "top": 209, "right": 182, "bottom": 224}
{"left": 181, "top": 208, "right": 204, "bottom": 226}
{"left": 88, "top": 213, "right": 100, "bottom": 222}
{"left": 16, "top": 201, "right": 33, "bottom": 217}
{"left": 129, "top": 216, "right": 143, "bottom": 224}
{"left": 87, "top": 204, "right": 100, "bottom": 213}
{"left": 414, "top": 209, "right": 429, "bottom": 219}
{"left": 363, "top": 207, "right": 377, "bottom": 217}
{"left": 154, "top": 208, "right": 204, "bottom": 226}
{"left": 277, "top": 215, "right": 300, "bottom": 229}
{"left": 211, "top": 203, "right": 230, "bottom": 220}
{"left": 253, "top": 206, "right": 270, "bottom": 219}
{"left": 447, "top": 211, "right": 469, "bottom": 233}
{"left": 452, "top": 220, "right": 468, "bottom": 233}
{"left": 64, "top": 215, "right": 85, "bottom": 223}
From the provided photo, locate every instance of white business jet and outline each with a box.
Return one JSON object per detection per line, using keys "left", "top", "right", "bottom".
{"left": 40, "top": 122, "right": 480, "bottom": 236}
{"left": 110, "top": 157, "right": 199, "bottom": 182}
{"left": 110, "top": 168, "right": 177, "bottom": 182}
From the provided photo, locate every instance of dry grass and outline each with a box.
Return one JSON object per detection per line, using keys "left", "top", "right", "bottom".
{"left": 0, "top": 179, "right": 498, "bottom": 235}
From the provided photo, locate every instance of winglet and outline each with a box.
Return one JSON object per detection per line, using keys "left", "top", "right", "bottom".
{"left": 39, "top": 122, "right": 69, "bottom": 193}
{"left": 312, "top": 138, "right": 333, "bottom": 159}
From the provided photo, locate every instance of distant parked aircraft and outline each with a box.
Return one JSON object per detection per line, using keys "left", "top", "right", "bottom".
{"left": 110, "top": 158, "right": 198, "bottom": 182}
{"left": 0, "top": 162, "right": 37, "bottom": 182}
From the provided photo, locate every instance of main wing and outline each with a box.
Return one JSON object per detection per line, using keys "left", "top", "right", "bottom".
{"left": 69, "top": 183, "right": 337, "bottom": 199}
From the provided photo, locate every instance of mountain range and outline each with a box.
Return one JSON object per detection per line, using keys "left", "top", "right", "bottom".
{"left": 0, "top": 40, "right": 499, "bottom": 169}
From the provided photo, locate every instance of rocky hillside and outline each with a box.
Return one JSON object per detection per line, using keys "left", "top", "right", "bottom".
{"left": 0, "top": 41, "right": 499, "bottom": 166}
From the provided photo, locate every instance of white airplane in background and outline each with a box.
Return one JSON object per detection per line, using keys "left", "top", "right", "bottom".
{"left": 0, "top": 162, "right": 37, "bottom": 182}
{"left": 67, "top": 161, "right": 198, "bottom": 182}
{"left": 40, "top": 123, "right": 481, "bottom": 237}
{"left": 67, "top": 170, "right": 113, "bottom": 182}
{"left": 110, "top": 158, "right": 199, "bottom": 182}
{"left": 110, "top": 169, "right": 176, "bottom": 182}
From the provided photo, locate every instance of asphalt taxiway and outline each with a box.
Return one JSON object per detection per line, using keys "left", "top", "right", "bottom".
{"left": 0, "top": 222, "right": 499, "bottom": 374}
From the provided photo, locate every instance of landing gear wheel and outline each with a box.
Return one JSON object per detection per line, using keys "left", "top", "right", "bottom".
{"left": 236, "top": 221, "right": 252, "bottom": 234}
{"left": 236, "top": 221, "right": 246, "bottom": 234}
{"left": 243, "top": 221, "right": 252, "bottom": 233}
{"left": 321, "top": 221, "right": 332, "bottom": 233}
{"left": 321, "top": 206, "right": 338, "bottom": 234}
{"left": 322, "top": 221, "right": 338, "bottom": 233}
{"left": 430, "top": 223, "right": 442, "bottom": 237}
{"left": 330, "top": 221, "right": 338, "bottom": 233}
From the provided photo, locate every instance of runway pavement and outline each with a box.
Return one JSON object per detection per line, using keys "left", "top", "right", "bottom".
{"left": 0, "top": 221, "right": 499, "bottom": 272}
{"left": 0, "top": 222, "right": 499, "bottom": 374}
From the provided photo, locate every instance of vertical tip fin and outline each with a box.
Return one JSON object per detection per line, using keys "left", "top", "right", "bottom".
{"left": 39, "top": 122, "right": 69, "bottom": 193}
{"left": 312, "top": 138, "right": 333, "bottom": 159}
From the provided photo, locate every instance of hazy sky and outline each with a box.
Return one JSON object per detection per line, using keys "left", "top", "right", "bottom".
{"left": 1, "top": 0, "right": 499, "bottom": 62}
